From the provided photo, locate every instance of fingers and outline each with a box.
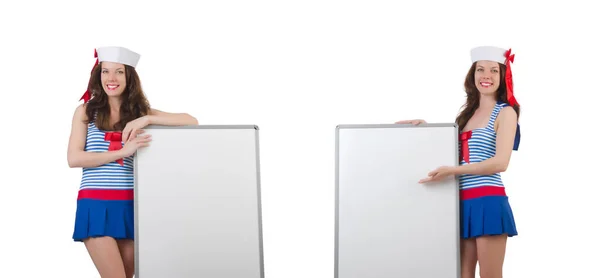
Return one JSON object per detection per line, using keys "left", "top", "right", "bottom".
{"left": 136, "top": 137, "right": 151, "bottom": 149}
{"left": 129, "top": 129, "right": 138, "bottom": 141}
{"left": 134, "top": 134, "right": 152, "bottom": 142}
{"left": 418, "top": 177, "right": 432, "bottom": 183}
{"left": 123, "top": 130, "right": 131, "bottom": 143}
{"left": 121, "top": 121, "right": 144, "bottom": 142}
{"left": 126, "top": 135, "right": 151, "bottom": 151}
{"left": 395, "top": 120, "right": 418, "bottom": 124}
{"left": 130, "top": 129, "right": 144, "bottom": 141}
{"left": 420, "top": 171, "right": 435, "bottom": 183}
{"left": 419, "top": 170, "right": 440, "bottom": 183}
{"left": 423, "top": 173, "right": 451, "bottom": 183}
{"left": 419, "top": 176, "right": 438, "bottom": 183}
{"left": 395, "top": 119, "right": 426, "bottom": 125}
{"left": 125, "top": 129, "right": 145, "bottom": 142}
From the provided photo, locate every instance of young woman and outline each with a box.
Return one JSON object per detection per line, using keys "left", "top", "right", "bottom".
{"left": 67, "top": 46, "right": 198, "bottom": 278}
{"left": 396, "top": 46, "right": 520, "bottom": 278}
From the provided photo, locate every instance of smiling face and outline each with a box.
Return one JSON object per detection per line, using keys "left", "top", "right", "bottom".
{"left": 100, "top": 61, "right": 127, "bottom": 97}
{"left": 474, "top": 60, "right": 501, "bottom": 96}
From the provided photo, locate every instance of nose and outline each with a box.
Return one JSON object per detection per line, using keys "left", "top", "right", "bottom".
{"left": 481, "top": 70, "right": 492, "bottom": 79}
{"left": 107, "top": 71, "right": 117, "bottom": 81}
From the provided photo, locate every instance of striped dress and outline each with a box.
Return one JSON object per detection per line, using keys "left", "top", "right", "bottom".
{"left": 72, "top": 120, "right": 135, "bottom": 242}
{"left": 457, "top": 101, "right": 519, "bottom": 239}
{"left": 79, "top": 121, "right": 134, "bottom": 191}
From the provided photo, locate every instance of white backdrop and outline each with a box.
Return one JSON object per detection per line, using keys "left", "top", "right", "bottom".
{"left": 1, "top": 0, "right": 599, "bottom": 277}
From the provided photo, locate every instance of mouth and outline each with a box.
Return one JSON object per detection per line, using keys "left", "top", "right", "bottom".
{"left": 106, "top": 84, "right": 120, "bottom": 90}
{"left": 479, "top": 82, "right": 493, "bottom": 88}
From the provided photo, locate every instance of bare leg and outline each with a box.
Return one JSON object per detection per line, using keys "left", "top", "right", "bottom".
{"left": 83, "top": 236, "right": 126, "bottom": 278}
{"left": 476, "top": 234, "right": 508, "bottom": 278}
{"left": 460, "top": 238, "right": 478, "bottom": 278}
{"left": 117, "top": 239, "right": 135, "bottom": 278}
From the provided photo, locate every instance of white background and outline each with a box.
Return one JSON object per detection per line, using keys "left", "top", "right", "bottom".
{"left": 1, "top": 0, "right": 599, "bottom": 277}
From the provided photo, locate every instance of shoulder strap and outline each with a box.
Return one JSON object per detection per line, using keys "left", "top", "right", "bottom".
{"left": 490, "top": 101, "right": 520, "bottom": 151}
{"left": 486, "top": 102, "right": 506, "bottom": 130}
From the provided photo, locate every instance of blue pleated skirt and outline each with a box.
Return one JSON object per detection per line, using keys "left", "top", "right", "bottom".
{"left": 72, "top": 198, "right": 135, "bottom": 242}
{"left": 460, "top": 195, "right": 518, "bottom": 239}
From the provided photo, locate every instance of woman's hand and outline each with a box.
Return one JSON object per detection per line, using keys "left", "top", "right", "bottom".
{"left": 120, "top": 133, "right": 152, "bottom": 157}
{"left": 418, "top": 166, "right": 456, "bottom": 183}
{"left": 395, "top": 119, "right": 427, "bottom": 125}
{"left": 122, "top": 116, "right": 150, "bottom": 143}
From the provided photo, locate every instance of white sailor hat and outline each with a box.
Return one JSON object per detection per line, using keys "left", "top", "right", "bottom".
{"left": 470, "top": 46, "right": 511, "bottom": 65}
{"left": 96, "top": 46, "right": 141, "bottom": 68}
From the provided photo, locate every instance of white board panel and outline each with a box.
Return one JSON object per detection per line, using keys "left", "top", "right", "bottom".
{"left": 134, "top": 125, "right": 264, "bottom": 278}
{"left": 335, "top": 123, "right": 460, "bottom": 278}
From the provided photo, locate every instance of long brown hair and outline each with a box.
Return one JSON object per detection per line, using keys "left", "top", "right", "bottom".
{"left": 84, "top": 62, "right": 151, "bottom": 131}
{"left": 455, "top": 62, "right": 520, "bottom": 132}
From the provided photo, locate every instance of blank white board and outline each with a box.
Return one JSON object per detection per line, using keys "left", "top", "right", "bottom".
{"left": 134, "top": 125, "right": 264, "bottom": 278}
{"left": 335, "top": 123, "right": 460, "bottom": 278}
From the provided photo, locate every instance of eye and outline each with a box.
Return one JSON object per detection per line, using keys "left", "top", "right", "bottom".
{"left": 118, "top": 70, "right": 125, "bottom": 74}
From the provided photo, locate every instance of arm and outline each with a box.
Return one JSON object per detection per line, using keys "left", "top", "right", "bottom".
{"left": 146, "top": 108, "right": 198, "bottom": 126}
{"left": 67, "top": 104, "right": 128, "bottom": 168}
{"left": 452, "top": 107, "right": 518, "bottom": 176}
{"left": 121, "top": 108, "right": 199, "bottom": 142}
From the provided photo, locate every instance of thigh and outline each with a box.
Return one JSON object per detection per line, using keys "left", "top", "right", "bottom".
{"left": 460, "top": 238, "right": 478, "bottom": 278}
{"left": 476, "top": 234, "right": 508, "bottom": 278}
{"left": 83, "top": 236, "right": 126, "bottom": 278}
{"left": 117, "top": 239, "right": 135, "bottom": 278}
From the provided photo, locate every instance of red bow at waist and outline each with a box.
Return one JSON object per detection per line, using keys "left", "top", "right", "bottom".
{"left": 105, "top": 132, "right": 124, "bottom": 166}
{"left": 460, "top": 130, "right": 472, "bottom": 163}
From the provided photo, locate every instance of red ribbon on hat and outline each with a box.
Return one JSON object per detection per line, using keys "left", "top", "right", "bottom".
{"left": 504, "top": 49, "right": 519, "bottom": 106}
{"left": 104, "top": 131, "right": 124, "bottom": 166}
{"left": 460, "top": 130, "right": 472, "bottom": 163}
{"left": 80, "top": 49, "right": 99, "bottom": 103}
